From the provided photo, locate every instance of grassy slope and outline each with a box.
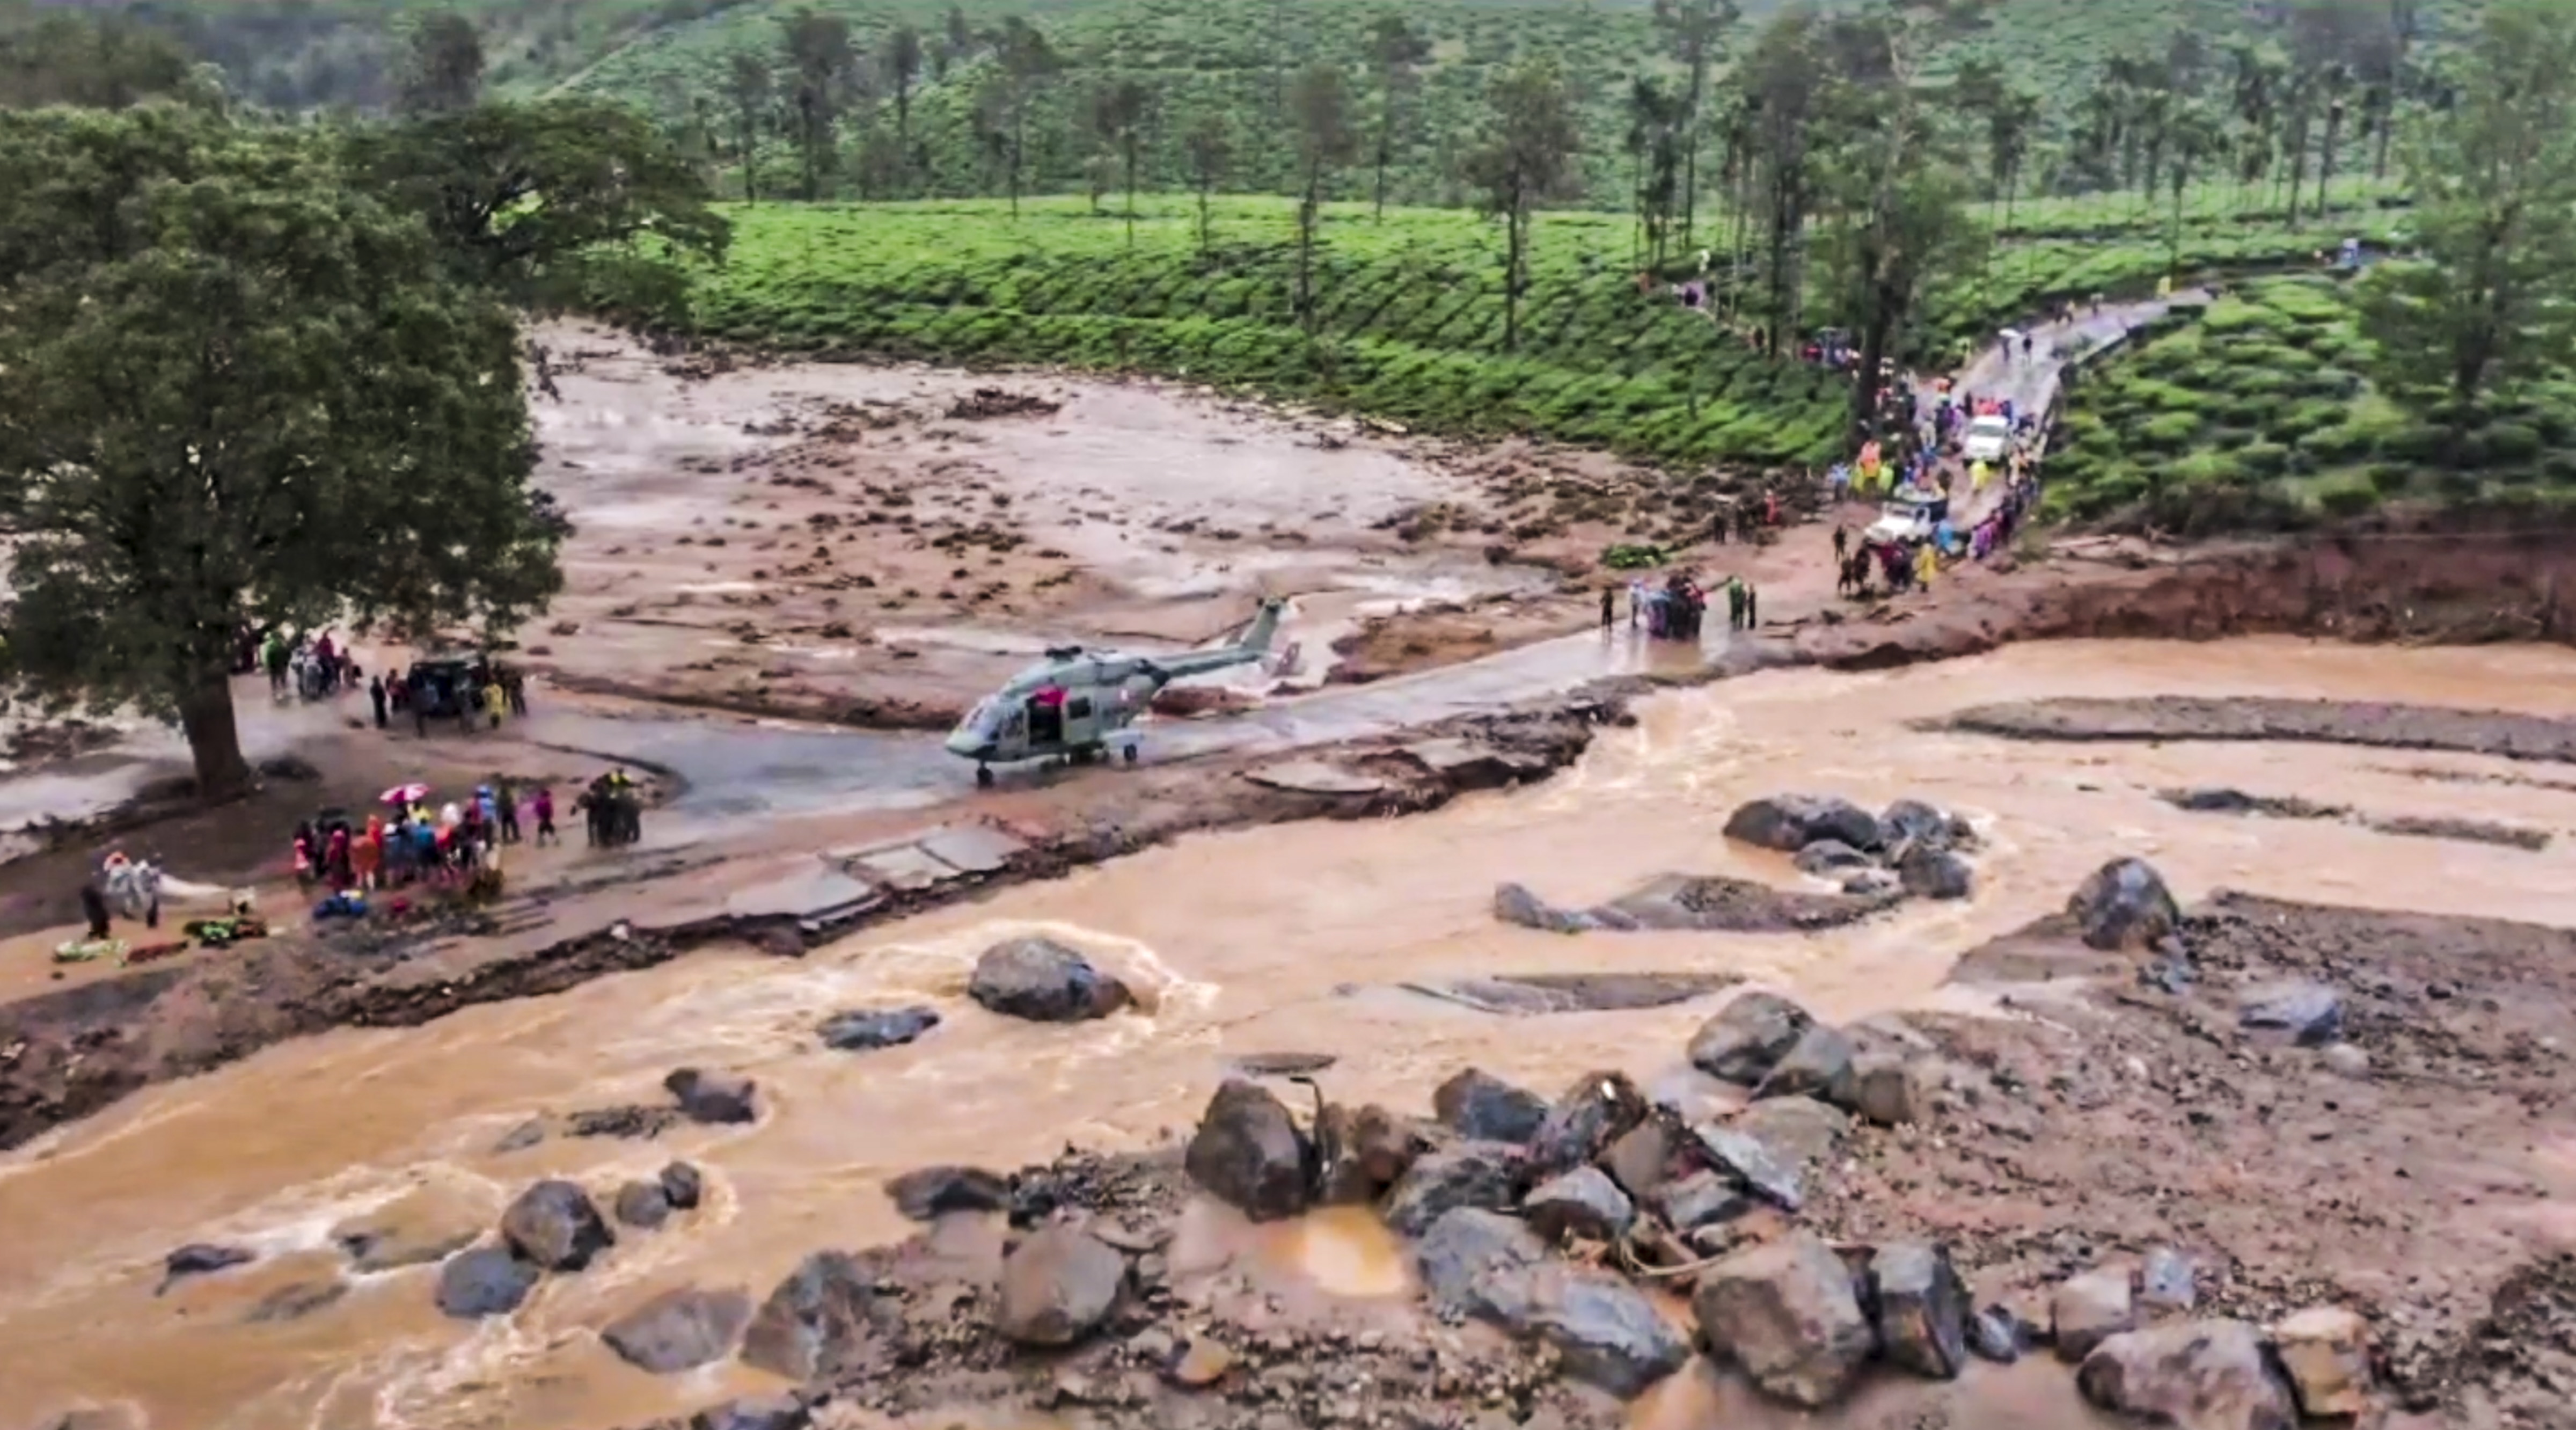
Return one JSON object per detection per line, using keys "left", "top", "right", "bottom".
{"left": 2047, "top": 274, "right": 2576, "bottom": 530}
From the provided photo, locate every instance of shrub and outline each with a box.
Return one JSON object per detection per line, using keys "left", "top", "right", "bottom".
{"left": 2316, "top": 477, "right": 2379, "bottom": 519}
{"left": 2237, "top": 441, "right": 2292, "bottom": 477}
{"left": 2480, "top": 421, "right": 2543, "bottom": 466}
{"left": 2138, "top": 411, "right": 2203, "bottom": 449}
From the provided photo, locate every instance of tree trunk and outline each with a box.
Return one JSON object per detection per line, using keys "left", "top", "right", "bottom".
{"left": 740, "top": 117, "right": 758, "bottom": 203}
{"left": 2285, "top": 120, "right": 2307, "bottom": 230}
{"left": 1851, "top": 295, "right": 1893, "bottom": 445}
{"left": 1297, "top": 163, "right": 1319, "bottom": 332}
{"left": 1196, "top": 180, "right": 1213, "bottom": 256}
{"left": 1124, "top": 142, "right": 1138, "bottom": 249}
{"left": 896, "top": 91, "right": 912, "bottom": 195}
{"left": 1009, "top": 110, "right": 1023, "bottom": 220}
{"left": 1504, "top": 189, "right": 1526, "bottom": 353}
{"left": 2314, "top": 110, "right": 2341, "bottom": 223}
{"left": 180, "top": 666, "right": 253, "bottom": 803}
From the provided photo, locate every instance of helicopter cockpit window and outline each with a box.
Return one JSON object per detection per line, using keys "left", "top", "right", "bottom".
{"left": 1067, "top": 696, "right": 1094, "bottom": 720}
{"left": 962, "top": 698, "right": 1007, "bottom": 740}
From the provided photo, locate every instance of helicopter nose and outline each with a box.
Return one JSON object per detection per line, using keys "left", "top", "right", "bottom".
{"left": 944, "top": 728, "right": 986, "bottom": 759}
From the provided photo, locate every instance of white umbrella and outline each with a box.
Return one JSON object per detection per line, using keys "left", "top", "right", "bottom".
{"left": 380, "top": 782, "right": 431, "bottom": 806}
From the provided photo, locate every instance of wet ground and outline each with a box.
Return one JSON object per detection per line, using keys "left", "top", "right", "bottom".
{"left": 6, "top": 637, "right": 2576, "bottom": 1430}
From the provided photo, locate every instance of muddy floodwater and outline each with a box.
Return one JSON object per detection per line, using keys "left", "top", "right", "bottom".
{"left": 8, "top": 637, "right": 2576, "bottom": 1430}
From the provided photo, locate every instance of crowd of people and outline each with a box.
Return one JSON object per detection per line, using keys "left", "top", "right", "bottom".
{"left": 292, "top": 778, "right": 562, "bottom": 901}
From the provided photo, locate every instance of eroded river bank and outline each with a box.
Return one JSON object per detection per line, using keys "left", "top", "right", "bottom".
{"left": 8, "top": 638, "right": 2576, "bottom": 1430}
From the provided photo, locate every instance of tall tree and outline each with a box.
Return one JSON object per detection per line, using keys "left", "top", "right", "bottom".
{"left": 993, "top": 16, "right": 1060, "bottom": 221}
{"left": 0, "top": 9, "right": 201, "bottom": 110}
{"left": 778, "top": 9, "right": 857, "bottom": 201}
{"left": 1741, "top": 10, "right": 1823, "bottom": 355}
{"left": 1651, "top": 0, "right": 1741, "bottom": 249}
{"left": 1625, "top": 76, "right": 1685, "bottom": 269}
{"left": 1184, "top": 108, "right": 1233, "bottom": 257}
{"left": 1288, "top": 62, "right": 1358, "bottom": 333}
{"left": 1091, "top": 78, "right": 1153, "bottom": 246}
{"left": 2163, "top": 103, "right": 2221, "bottom": 265}
{"left": 2359, "top": 0, "right": 2576, "bottom": 434}
{"left": 883, "top": 24, "right": 924, "bottom": 195}
{"left": 396, "top": 10, "right": 483, "bottom": 115}
{"left": 1986, "top": 87, "right": 2039, "bottom": 234}
{"left": 1466, "top": 57, "right": 1583, "bottom": 354}
{"left": 2310, "top": 59, "right": 2352, "bottom": 221}
{"left": 0, "top": 108, "right": 564, "bottom": 799}
{"left": 1366, "top": 13, "right": 1432, "bottom": 218}
{"left": 345, "top": 97, "right": 730, "bottom": 320}
{"left": 726, "top": 52, "right": 773, "bottom": 203}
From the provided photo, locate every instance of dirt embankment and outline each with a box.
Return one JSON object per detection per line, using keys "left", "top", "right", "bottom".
{"left": 0, "top": 703, "right": 1610, "bottom": 1155}
{"left": 1938, "top": 696, "right": 2576, "bottom": 763}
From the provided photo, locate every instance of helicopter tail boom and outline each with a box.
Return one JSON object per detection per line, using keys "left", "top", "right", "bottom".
{"left": 1149, "top": 598, "right": 1287, "bottom": 682}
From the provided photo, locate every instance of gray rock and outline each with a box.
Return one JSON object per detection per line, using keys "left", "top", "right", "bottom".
{"left": 2319, "top": 1042, "right": 2372, "bottom": 1078}
{"left": 1432, "top": 1068, "right": 1549, "bottom": 1144}
{"left": 1687, "top": 991, "right": 1817, "bottom": 1084}
{"left": 1724, "top": 794, "right": 1884, "bottom": 853}
{"left": 1730, "top": 1095, "right": 1851, "bottom": 1176}
{"left": 1600, "top": 1119, "right": 1678, "bottom": 1202}
{"left": 435, "top": 1247, "right": 540, "bottom": 1319}
{"left": 664, "top": 1068, "right": 758, "bottom": 1125}
{"left": 1493, "top": 881, "right": 1600, "bottom": 933}
{"left": 1872, "top": 1243, "right": 1970, "bottom": 1380}
{"left": 1526, "top": 1070, "right": 1649, "bottom": 1179}
{"left": 1967, "top": 1304, "right": 2026, "bottom": 1363}
{"left": 2239, "top": 981, "right": 2344, "bottom": 1047}
{"left": 1851, "top": 1050, "right": 1936, "bottom": 1127}
{"left": 817, "top": 1005, "right": 940, "bottom": 1051}
{"left": 613, "top": 1180, "right": 672, "bottom": 1230}
{"left": 658, "top": 1162, "right": 705, "bottom": 1212}
{"left": 2069, "top": 858, "right": 2182, "bottom": 952}
{"left": 602, "top": 1287, "right": 755, "bottom": 1374}
{"left": 692, "top": 1396, "right": 811, "bottom": 1430}
{"left": 160, "top": 1243, "right": 254, "bottom": 1292}
{"left": 967, "top": 937, "right": 1133, "bottom": 1022}
{"left": 885, "top": 1165, "right": 1011, "bottom": 1221}
{"left": 1793, "top": 840, "right": 1872, "bottom": 875}
{"left": 740, "top": 1251, "right": 881, "bottom": 1381}
{"left": 1690, "top": 1122, "right": 1805, "bottom": 1213}
{"left": 2053, "top": 1268, "right": 2136, "bottom": 1361}
{"left": 2271, "top": 1305, "right": 2370, "bottom": 1418}
{"left": 2078, "top": 1320, "right": 2298, "bottom": 1430}
{"left": 494, "top": 1119, "right": 548, "bottom": 1153}
{"left": 1183, "top": 1080, "right": 1312, "bottom": 1223}
{"left": 1897, "top": 846, "right": 1974, "bottom": 901}
{"left": 1754, "top": 1023, "right": 1857, "bottom": 1110}
{"left": 1657, "top": 1171, "right": 1751, "bottom": 1232}
{"left": 1411, "top": 1207, "right": 1545, "bottom": 1315}
{"left": 500, "top": 1180, "right": 615, "bottom": 1272}
{"left": 1382, "top": 1143, "right": 1521, "bottom": 1238}
{"left": 1882, "top": 799, "right": 1973, "bottom": 851}
{"left": 1314, "top": 1101, "right": 1420, "bottom": 1205}
{"left": 1522, "top": 1166, "right": 1635, "bottom": 1243}
{"left": 1693, "top": 1232, "right": 1875, "bottom": 1409}
{"left": 2140, "top": 1247, "right": 2197, "bottom": 1312}
{"left": 1470, "top": 1262, "right": 1692, "bottom": 1397}
{"left": 996, "top": 1224, "right": 1126, "bottom": 1347}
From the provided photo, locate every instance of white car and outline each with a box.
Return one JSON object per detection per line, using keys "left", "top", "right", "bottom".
{"left": 1962, "top": 413, "right": 2014, "bottom": 464}
{"left": 1866, "top": 499, "right": 1942, "bottom": 545}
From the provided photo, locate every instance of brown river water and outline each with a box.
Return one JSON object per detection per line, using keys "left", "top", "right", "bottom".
{"left": 8, "top": 637, "right": 2576, "bottom": 1430}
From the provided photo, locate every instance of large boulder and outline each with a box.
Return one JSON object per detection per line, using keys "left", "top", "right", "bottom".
{"left": 741, "top": 1252, "right": 892, "bottom": 1382}
{"left": 1693, "top": 1232, "right": 1875, "bottom": 1409}
{"left": 1730, "top": 1096, "right": 1850, "bottom": 1179}
{"left": 1897, "top": 845, "right": 1974, "bottom": 901}
{"left": 1470, "top": 1262, "right": 1692, "bottom": 1397}
{"left": 817, "top": 1006, "right": 941, "bottom": 1052}
{"left": 1687, "top": 991, "right": 1817, "bottom": 1084}
{"left": 2077, "top": 1320, "right": 2299, "bottom": 1430}
{"left": 2271, "top": 1307, "right": 2370, "bottom": 1418}
{"left": 1688, "top": 1122, "right": 1804, "bottom": 1213}
{"left": 995, "top": 1224, "right": 1126, "bottom": 1347}
{"left": 1851, "top": 1050, "right": 1937, "bottom": 1127}
{"left": 613, "top": 1180, "right": 673, "bottom": 1230}
{"left": 967, "top": 937, "right": 1132, "bottom": 1022}
{"left": 434, "top": 1247, "right": 540, "bottom": 1319}
{"left": 1526, "top": 1070, "right": 1649, "bottom": 1180}
{"left": 2238, "top": 981, "right": 2344, "bottom": 1047}
{"left": 1432, "top": 1068, "right": 1549, "bottom": 1144}
{"left": 1522, "top": 1167, "right": 1635, "bottom": 1243}
{"left": 1882, "top": 799, "right": 1973, "bottom": 851}
{"left": 2053, "top": 1267, "right": 2137, "bottom": 1361}
{"left": 500, "top": 1180, "right": 615, "bottom": 1272}
{"left": 1314, "top": 1102, "right": 1421, "bottom": 1205}
{"left": 1793, "top": 840, "right": 1873, "bottom": 876}
{"left": 1872, "top": 1243, "right": 1970, "bottom": 1380}
{"left": 1753, "top": 1024, "right": 1857, "bottom": 1110}
{"left": 1657, "top": 1171, "right": 1751, "bottom": 1233}
{"left": 2069, "top": 858, "right": 2182, "bottom": 952}
{"left": 664, "top": 1068, "right": 758, "bottom": 1125}
{"left": 1382, "top": 1143, "right": 1521, "bottom": 1238}
{"left": 1725, "top": 795, "right": 1884, "bottom": 853}
{"left": 1183, "top": 1080, "right": 1312, "bottom": 1223}
{"left": 1411, "top": 1207, "right": 1546, "bottom": 1315}
{"left": 1601, "top": 1119, "right": 1679, "bottom": 1202}
{"left": 1494, "top": 882, "right": 1601, "bottom": 933}
{"left": 601, "top": 1287, "right": 754, "bottom": 1374}
{"left": 659, "top": 1162, "right": 706, "bottom": 1212}
{"left": 885, "top": 1165, "right": 1012, "bottom": 1222}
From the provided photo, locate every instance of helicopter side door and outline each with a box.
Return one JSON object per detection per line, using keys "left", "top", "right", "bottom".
{"left": 1062, "top": 689, "right": 1100, "bottom": 747}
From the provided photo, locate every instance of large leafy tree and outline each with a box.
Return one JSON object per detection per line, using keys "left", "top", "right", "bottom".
{"left": 0, "top": 108, "right": 564, "bottom": 799}
{"left": 1466, "top": 57, "right": 1583, "bottom": 353}
{"left": 1289, "top": 61, "right": 1359, "bottom": 333}
{"left": 2360, "top": 0, "right": 2576, "bottom": 433}
{"left": 344, "top": 97, "right": 730, "bottom": 320}
{"left": 0, "top": 6, "right": 203, "bottom": 110}
{"left": 395, "top": 9, "right": 485, "bottom": 116}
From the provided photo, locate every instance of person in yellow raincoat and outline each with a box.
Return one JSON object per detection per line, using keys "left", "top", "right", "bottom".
{"left": 1970, "top": 458, "right": 1992, "bottom": 493}
{"left": 1915, "top": 541, "right": 1938, "bottom": 589}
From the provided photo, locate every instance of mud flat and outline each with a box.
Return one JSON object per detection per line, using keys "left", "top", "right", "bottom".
{"left": 1938, "top": 695, "right": 2576, "bottom": 763}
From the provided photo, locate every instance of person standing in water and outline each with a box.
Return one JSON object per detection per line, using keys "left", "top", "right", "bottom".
{"left": 1600, "top": 586, "right": 1615, "bottom": 632}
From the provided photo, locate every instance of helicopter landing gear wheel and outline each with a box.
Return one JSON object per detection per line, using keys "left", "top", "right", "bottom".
{"left": 976, "top": 764, "right": 994, "bottom": 789}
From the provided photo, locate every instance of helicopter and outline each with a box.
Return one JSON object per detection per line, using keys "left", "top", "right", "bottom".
{"left": 945, "top": 598, "right": 1286, "bottom": 787}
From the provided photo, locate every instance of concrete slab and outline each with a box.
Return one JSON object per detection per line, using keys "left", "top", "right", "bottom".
{"left": 1245, "top": 761, "right": 1388, "bottom": 796}
{"left": 917, "top": 825, "right": 1026, "bottom": 875}
{"left": 851, "top": 843, "right": 960, "bottom": 892}
{"left": 724, "top": 864, "right": 880, "bottom": 921}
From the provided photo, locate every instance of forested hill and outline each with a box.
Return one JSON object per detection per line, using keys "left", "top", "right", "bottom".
{"left": 6, "top": 0, "right": 2450, "bottom": 205}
